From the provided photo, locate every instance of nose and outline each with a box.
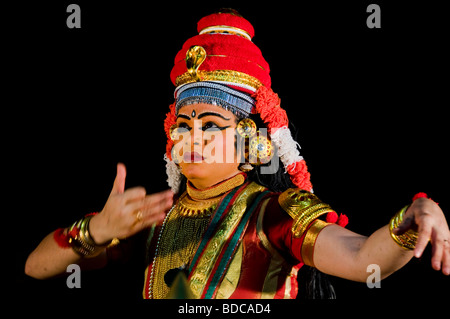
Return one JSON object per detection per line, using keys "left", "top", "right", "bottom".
{"left": 185, "top": 120, "right": 203, "bottom": 149}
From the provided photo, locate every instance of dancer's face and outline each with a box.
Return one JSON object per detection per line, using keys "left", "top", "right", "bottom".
{"left": 172, "top": 103, "right": 241, "bottom": 189}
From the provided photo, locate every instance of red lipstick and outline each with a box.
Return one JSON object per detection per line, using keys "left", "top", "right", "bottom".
{"left": 183, "top": 152, "right": 204, "bottom": 162}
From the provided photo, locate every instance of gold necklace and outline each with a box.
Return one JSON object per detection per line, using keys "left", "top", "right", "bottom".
{"left": 178, "top": 194, "right": 221, "bottom": 218}
{"left": 186, "top": 173, "right": 246, "bottom": 200}
{"left": 180, "top": 173, "right": 246, "bottom": 217}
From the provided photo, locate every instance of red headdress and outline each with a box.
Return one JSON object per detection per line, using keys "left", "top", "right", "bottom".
{"left": 164, "top": 9, "right": 312, "bottom": 193}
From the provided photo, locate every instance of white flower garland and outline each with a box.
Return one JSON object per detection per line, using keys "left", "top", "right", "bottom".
{"left": 270, "top": 126, "right": 304, "bottom": 168}
{"left": 164, "top": 153, "right": 182, "bottom": 193}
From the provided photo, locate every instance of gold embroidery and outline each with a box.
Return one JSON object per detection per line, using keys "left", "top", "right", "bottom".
{"left": 189, "top": 182, "right": 266, "bottom": 298}
{"left": 147, "top": 174, "right": 247, "bottom": 298}
{"left": 215, "top": 243, "right": 243, "bottom": 299}
{"left": 175, "top": 69, "right": 263, "bottom": 90}
{"left": 278, "top": 189, "right": 334, "bottom": 238}
{"left": 151, "top": 207, "right": 211, "bottom": 299}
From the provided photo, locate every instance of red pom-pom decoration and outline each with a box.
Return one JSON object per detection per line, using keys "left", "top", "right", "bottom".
{"left": 337, "top": 214, "right": 349, "bottom": 227}
{"left": 412, "top": 192, "right": 438, "bottom": 205}
{"left": 326, "top": 211, "right": 338, "bottom": 223}
{"left": 53, "top": 228, "right": 71, "bottom": 248}
{"left": 325, "top": 212, "right": 348, "bottom": 227}
{"left": 412, "top": 192, "right": 428, "bottom": 201}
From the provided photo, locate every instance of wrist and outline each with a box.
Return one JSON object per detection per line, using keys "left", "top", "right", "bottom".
{"left": 389, "top": 205, "right": 418, "bottom": 250}
{"left": 389, "top": 192, "right": 436, "bottom": 250}
{"left": 89, "top": 213, "right": 112, "bottom": 246}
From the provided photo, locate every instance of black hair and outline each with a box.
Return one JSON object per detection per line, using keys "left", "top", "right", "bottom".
{"left": 243, "top": 113, "right": 295, "bottom": 192}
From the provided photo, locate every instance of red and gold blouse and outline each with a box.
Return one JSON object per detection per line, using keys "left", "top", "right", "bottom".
{"left": 143, "top": 174, "right": 343, "bottom": 299}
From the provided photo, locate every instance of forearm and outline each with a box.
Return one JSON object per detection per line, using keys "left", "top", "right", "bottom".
{"left": 314, "top": 224, "right": 414, "bottom": 282}
{"left": 355, "top": 225, "right": 414, "bottom": 279}
{"left": 25, "top": 230, "right": 107, "bottom": 280}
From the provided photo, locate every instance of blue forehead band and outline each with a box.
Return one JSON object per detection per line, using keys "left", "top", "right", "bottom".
{"left": 175, "top": 81, "right": 255, "bottom": 119}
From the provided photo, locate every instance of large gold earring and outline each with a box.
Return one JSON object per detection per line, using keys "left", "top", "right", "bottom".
{"left": 248, "top": 132, "right": 274, "bottom": 165}
{"left": 237, "top": 118, "right": 274, "bottom": 169}
{"left": 169, "top": 124, "right": 178, "bottom": 141}
{"left": 236, "top": 118, "right": 257, "bottom": 138}
{"left": 237, "top": 119, "right": 257, "bottom": 172}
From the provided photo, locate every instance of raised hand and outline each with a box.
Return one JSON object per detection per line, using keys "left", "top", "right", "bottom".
{"left": 394, "top": 197, "right": 450, "bottom": 275}
{"left": 89, "top": 163, "right": 174, "bottom": 245}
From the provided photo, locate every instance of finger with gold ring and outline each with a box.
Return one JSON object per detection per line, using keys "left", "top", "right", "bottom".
{"left": 135, "top": 210, "right": 143, "bottom": 222}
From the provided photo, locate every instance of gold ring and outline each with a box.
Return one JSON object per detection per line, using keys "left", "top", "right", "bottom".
{"left": 136, "top": 210, "right": 143, "bottom": 222}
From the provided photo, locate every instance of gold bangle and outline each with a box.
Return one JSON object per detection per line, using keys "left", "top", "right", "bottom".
{"left": 69, "top": 216, "right": 106, "bottom": 258}
{"left": 389, "top": 205, "right": 418, "bottom": 250}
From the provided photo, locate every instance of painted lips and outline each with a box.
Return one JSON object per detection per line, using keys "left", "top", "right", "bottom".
{"left": 183, "top": 152, "right": 204, "bottom": 162}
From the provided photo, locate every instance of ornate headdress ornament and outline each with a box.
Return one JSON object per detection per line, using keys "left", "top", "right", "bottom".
{"left": 164, "top": 10, "right": 312, "bottom": 193}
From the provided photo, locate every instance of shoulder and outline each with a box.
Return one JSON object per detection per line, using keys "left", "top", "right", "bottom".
{"left": 277, "top": 188, "right": 335, "bottom": 238}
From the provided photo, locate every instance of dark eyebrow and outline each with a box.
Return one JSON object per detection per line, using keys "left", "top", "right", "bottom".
{"left": 177, "top": 114, "right": 191, "bottom": 120}
{"left": 197, "top": 112, "right": 231, "bottom": 121}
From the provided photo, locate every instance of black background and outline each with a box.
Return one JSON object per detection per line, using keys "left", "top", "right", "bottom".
{"left": 11, "top": 0, "right": 449, "bottom": 314}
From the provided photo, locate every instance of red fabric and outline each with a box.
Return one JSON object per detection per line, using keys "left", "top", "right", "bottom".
{"left": 170, "top": 34, "right": 271, "bottom": 88}
{"left": 144, "top": 190, "right": 350, "bottom": 299}
{"left": 263, "top": 196, "right": 304, "bottom": 264}
{"left": 197, "top": 12, "right": 255, "bottom": 39}
{"left": 228, "top": 208, "right": 272, "bottom": 298}
{"left": 229, "top": 194, "right": 301, "bottom": 299}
